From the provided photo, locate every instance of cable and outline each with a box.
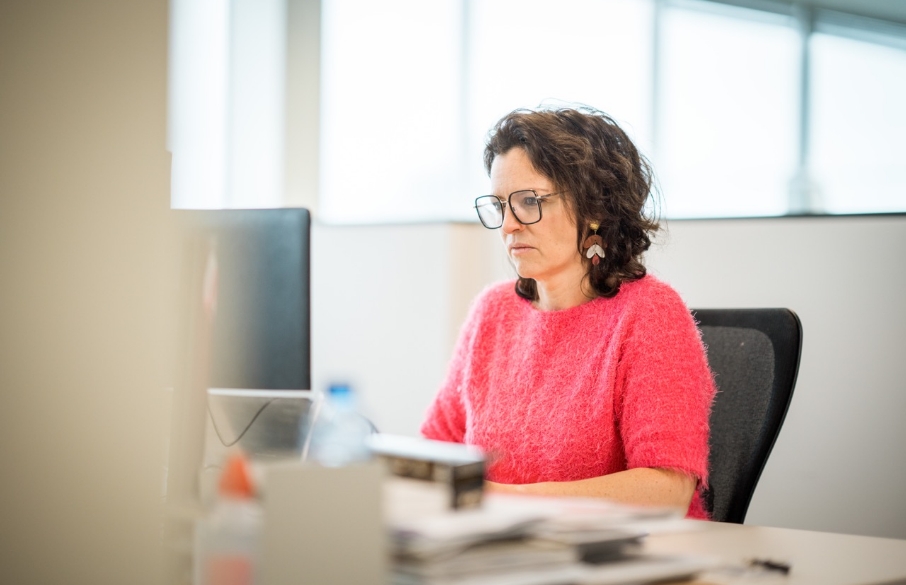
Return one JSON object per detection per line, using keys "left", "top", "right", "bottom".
{"left": 207, "top": 398, "right": 278, "bottom": 448}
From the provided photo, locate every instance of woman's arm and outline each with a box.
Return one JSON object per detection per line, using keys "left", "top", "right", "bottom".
{"left": 484, "top": 467, "right": 696, "bottom": 511}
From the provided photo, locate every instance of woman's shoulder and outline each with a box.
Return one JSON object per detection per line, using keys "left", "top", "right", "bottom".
{"left": 473, "top": 279, "right": 520, "bottom": 308}
{"left": 619, "top": 273, "right": 683, "bottom": 298}
{"left": 611, "top": 275, "right": 705, "bottom": 356}
{"left": 615, "top": 274, "right": 691, "bottom": 317}
{"left": 461, "top": 279, "right": 522, "bottom": 326}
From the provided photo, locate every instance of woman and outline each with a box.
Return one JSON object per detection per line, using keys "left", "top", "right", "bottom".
{"left": 420, "top": 107, "right": 716, "bottom": 519}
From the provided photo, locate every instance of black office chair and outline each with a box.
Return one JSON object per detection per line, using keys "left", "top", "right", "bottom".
{"left": 692, "top": 308, "right": 803, "bottom": 524}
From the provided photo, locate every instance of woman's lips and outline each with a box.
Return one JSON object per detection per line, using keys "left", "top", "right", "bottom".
{"left": 509, "top": 244, "right": 534, "bottom": 256}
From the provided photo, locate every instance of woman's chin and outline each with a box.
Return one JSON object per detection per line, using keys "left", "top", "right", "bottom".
{"left": 512, "top": 264, "right": 536, "bottom": 281}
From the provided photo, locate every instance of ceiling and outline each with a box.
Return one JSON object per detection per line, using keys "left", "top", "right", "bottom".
{"left": 714, "top": 0, "right": 906, "bottom": 25}
{"left": 804, "top": 0, "right": 906, "bottom": 24}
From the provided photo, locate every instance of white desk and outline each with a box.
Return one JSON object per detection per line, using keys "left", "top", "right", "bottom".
{"left": 644, "top": 520, "right": 906, "bottom": 585}
{"left": 232, "top": 468, "right": 906, "bottom": 585}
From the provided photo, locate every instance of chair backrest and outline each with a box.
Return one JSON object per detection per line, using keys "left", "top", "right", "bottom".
{"left": 692, "top": 308, "right": 803, "bottom": 524}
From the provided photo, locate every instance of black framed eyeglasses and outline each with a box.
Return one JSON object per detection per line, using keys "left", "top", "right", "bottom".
{"left": 474, "top": 190, "right": 563, "bottom": 229}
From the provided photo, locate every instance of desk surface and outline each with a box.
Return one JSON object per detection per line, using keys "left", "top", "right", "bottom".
{"left": 644, "top": 520, "right": 906, "bottom": 585}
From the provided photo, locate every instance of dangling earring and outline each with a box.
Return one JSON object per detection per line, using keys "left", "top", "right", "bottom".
{"left": 583, "top": 222, "right": 605, "bottom": 266}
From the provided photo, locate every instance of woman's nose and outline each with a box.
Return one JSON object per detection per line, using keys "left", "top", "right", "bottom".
{"left": 501, "top": 203, "right": 523, "bottom": 234}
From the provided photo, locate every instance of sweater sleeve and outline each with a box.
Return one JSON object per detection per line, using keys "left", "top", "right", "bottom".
{"left": 616, "top": 284, "right": 715, "bottom": 486}
{"left": 420, "top": 289, "right": 487, "bottom": 443}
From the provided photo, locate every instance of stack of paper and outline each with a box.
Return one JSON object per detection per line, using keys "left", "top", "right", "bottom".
{"left": 394, "top": 538, "right": 577, "bottom": 584}
{"left": 386, "top": 493, "right": 715, "bottom": 585}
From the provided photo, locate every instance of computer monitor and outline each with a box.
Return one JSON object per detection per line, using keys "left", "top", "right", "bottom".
{"left": 198, "top": 208, "right": 311, "bottom": 391}
{"left": 166, "top": 208, "right": 313, "bottom": 506}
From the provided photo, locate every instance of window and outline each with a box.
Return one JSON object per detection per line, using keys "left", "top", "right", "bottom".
{"left": 809, "top": 25, "right": 906, "bottom": 214}
{"left": 319, "top": 0, "right": 464, "bottom": 223}
{"left": 169, "top": 0, "right": 230, "bottom": 209}
{"left": 656, "top": 2, "right": 800, "bottom": 218}
{"left": 465, "top": 0, "right": 653, "bottom": 211}
{"left": 170, "top": 0, "right": 287, "bottom": 209}
{"left": 318, "top": 0, "right": 652, "bottom": 223}
{"left": 170, "top": 0, "right": 906, "bottom": 219}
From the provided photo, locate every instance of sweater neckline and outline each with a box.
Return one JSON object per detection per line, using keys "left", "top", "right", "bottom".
{"left": 518, "top": 290, "right": 608, "bottom": 320}
{"left": 511, "top": 275, "right": 647, "bottom": 320}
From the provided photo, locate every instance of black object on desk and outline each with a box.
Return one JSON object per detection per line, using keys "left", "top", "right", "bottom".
{"left": 183, "top": 207, "right": 312, "bottom": 391}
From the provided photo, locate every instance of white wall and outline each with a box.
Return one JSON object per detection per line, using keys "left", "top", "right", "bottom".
{"left": 646, "top": 215, "right": 906, "bottom": 539}
{"left": 312, "top": 215, "right": 906, "bottom": 539}
{"left": 310, "top": 223, "right": 506, "bottom": 434}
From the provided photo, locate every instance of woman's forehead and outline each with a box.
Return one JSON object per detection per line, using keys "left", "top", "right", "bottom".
{"left": 490, "top": 149, "right": 554, "bottom": 191}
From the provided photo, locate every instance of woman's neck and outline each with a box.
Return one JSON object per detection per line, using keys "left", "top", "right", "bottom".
{"left": 533, "top": 272, "right": 594, "bottom": 311}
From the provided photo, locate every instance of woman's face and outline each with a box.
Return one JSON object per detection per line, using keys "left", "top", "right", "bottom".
{"left": 490, "top": 148, "right": 584, "bottom": 289}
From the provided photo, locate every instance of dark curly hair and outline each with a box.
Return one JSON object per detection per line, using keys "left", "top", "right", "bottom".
{"left": 484, "top": 106, "right": 660, "bottom": 300}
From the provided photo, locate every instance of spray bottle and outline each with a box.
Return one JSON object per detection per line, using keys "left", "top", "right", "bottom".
{"left": 194, "top": 452, "right": 262, "bottom": 585}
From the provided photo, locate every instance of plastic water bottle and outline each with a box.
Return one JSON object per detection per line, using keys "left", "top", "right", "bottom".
{"left": 308, "top": 384, "right": 374, "bottom": 467}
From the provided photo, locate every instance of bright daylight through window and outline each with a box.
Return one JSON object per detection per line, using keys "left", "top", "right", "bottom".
{"left": 809, "top": 29, "right": 906, "bottom": 214}
{"left": 656, "top": 3, "right": 800, "bottom": 218}
{"left": 169, "top": 0, "right": 906, "bottom": 221}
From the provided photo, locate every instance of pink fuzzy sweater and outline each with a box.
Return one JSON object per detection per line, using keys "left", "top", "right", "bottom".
{"left": 421, "top": 275, "right": 716, "bottom": 519}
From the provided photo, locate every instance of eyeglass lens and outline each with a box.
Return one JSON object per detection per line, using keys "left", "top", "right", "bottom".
{"left": 475, "top": 191, "right": 544, "bottom": 228}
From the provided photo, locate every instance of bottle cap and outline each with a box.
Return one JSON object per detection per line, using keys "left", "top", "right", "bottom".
{"left": 219, "top": 452, "right": 255, "bottom": 499}
{"left": 328, "top": 383, "right": 355, "bottom": 407}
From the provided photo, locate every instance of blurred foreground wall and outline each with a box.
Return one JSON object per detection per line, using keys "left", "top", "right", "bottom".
{"left": 0, "top": 2, "right": 171, "bottom": 583}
